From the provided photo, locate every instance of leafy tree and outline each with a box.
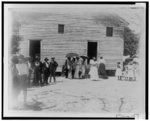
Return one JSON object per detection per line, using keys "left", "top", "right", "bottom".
{"left": 11, "top": 34, "right": 22, "bottom": 54}
{"left": 93, "top": 14, "right": 139, "bottom": 57}
{"left": 124, "top": 27, "right": 139, "bottom": 57}
{"left": 11, "top": 15, "right": 22, "bottom": 54}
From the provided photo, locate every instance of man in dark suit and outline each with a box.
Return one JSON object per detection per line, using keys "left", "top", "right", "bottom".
{"left": 64, "top": 57, "right": 70, "bottom": 78}
{"left": 49, "top": 57, "right": 58, "bottom": 83}
{"left": 43, "top": 57, "right": 50, "bottom": 85}
{"left": 71, "top": 57, "right": 76, "bottom": 79}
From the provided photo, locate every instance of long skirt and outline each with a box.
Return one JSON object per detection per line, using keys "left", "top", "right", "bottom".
{"left": 81, "top": 66, "right": 86, "bottom": 78}
{"left": 98, "top": 63, "right": 108, "bottom": 79}
{"left": 89, "top": 66, "right": 99, "bottom": 80}
{"left": 85, "top": 65, "right": 90, "bottom": 78}
{"left": 68, "top": 69, "right": 72, "bottom": 79}
{"left": 74, "top": 65, "right": 80, "bottom": 78}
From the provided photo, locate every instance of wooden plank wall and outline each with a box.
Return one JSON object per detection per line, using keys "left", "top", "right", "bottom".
{"left": 20, "top": 14, "right": 124, "bottom": 71}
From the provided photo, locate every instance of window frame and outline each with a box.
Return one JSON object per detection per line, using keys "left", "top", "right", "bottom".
{"left": 106, "top": 27, "right": 113, "bottom": 37}
{"left": 58, "top": 24, "right": 64, "bottom": 34}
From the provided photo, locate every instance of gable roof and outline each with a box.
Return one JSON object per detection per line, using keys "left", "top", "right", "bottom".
{"left": 92, "top": 13, "right": 129, "bottom": 27}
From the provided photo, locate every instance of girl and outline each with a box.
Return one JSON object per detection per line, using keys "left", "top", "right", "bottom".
{"left": 115, "top": 62, "right": 122, "bottom": 80}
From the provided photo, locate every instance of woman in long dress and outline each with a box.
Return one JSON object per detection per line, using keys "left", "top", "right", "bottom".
{"left": 78, "top": 58, "right": 83, "bottom": 79}
{"left": 68, "top": 57, "right": 72, "bottom": 79}
{"left": 74, "top": 57, "right": 80, "bottom": 79}
{"left": 81, "top": 58, "right": 86, "bottom": 79}
{"left": 89, "top": 57, "right": 99, "bottom": 81}
{"left": 98, "top": 57, "right": 108, "bottom": 79}
{"left": 84, "top": 58, "right": 89, "bottom": 78}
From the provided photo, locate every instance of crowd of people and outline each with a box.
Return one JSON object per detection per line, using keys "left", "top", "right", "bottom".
{"left": 62, "top": 55, "right": 139, "bottom": 81}
{"left": 10, "top": 55, "right": 58, "bottom": 108}
{"left": 10, "top": 53, "right": 139, "bottom": 108}
{"left": 62, "top": 56, "right": 108, "bottom": 81}
{"left": 115, "top": 58, "right": 139, "bottom": 81}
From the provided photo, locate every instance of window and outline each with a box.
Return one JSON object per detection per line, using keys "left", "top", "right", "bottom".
{"left": 106, "top": 27, "right": 113, "bottom": 37}
{"left": 58, "top": 24, "right": 64, "bottom": 33}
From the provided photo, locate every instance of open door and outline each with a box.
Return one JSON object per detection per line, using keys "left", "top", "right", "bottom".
{"left": 29, "top": 40, "right": 41, "bottom": 58}
{"left": 87, "top": 42, "right": 97, "bottom": 60}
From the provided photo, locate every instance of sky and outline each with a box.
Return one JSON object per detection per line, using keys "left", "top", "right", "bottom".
{"left": 8, "top": 3, "right": 145, "bottom": 34}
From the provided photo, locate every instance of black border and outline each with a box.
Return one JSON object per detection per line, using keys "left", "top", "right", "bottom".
{"left": 145, "top": 1, "right": 149, "bottom": 120}
{"left": 1, "top": 1, "right": 148, "bottom": 120}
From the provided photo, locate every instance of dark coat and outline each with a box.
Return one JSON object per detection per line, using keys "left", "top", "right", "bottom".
{"left": 72, "top": 61, "right": 76, "bottom": 70}
{"left": 49, "top": 61, "right": 58, "bottom": 75}
{"left": 34, "top": 61, "right": 43, "bottom": 74}
{"left": 68, "top": 60, "right": 73, "bottom": 72}
{"left": 98, "top": 63, "right": 108, "bottom": 79}
{"left": 64, "top": 59, "right": 70, "bottom": 70}
{"left": 43, "top": 62, "right": 50, "bottom": 76}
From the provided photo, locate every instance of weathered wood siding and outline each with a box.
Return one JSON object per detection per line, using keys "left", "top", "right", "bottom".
{"left": 20, "top": 14, "right": 124, "bottom": 71}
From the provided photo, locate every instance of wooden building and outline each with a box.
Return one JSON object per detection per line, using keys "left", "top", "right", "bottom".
{"left": 19, "top": 13, "right": 128, "bottom": 72}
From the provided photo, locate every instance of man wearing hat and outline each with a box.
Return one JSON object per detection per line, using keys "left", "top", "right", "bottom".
{"left": 10, "top": 55, "right": 20, "bottom": 108}
{"left": 15, "top": 55, "right": 29, "bottom": 104}
{"left": 49, "top": 57, "right": 58, "bottom": 83}
{"left": 43, "top": 57, "right": 50, "bottom": 85}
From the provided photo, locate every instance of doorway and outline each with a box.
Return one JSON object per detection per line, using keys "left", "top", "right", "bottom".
{"left": 87, "top": 42, "right": 97, "bottom": 60}
{"left": 29, "top": 40, "right": 41, "bottom": 58}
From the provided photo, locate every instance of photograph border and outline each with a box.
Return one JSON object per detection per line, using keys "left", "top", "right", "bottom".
{"left": 1, "top": 1, "right": 149, "bottom": 120}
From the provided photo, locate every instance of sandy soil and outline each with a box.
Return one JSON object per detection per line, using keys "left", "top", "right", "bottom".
{"left": 13, "top": 76, "right": 143, "bottom": 116}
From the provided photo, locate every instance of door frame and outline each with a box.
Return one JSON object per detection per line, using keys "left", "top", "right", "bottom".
{"left": 87, "top": 40, "right": 98, "bottom": 59}
{"left": 29, "top": 39, "right": 41, "bottom": 58}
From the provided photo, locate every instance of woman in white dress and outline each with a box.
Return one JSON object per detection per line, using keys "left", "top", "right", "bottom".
{"left": 74, "top": 57, "right": 80, "bottom": 79}
{"left": 89, "top": 57, "right": 99, "bottom": 81}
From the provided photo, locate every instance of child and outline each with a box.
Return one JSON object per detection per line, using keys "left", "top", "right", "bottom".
{"left": 123, "top": 64, "right": 129, "bottom": 81}
{"left": 115, "top": 62, "right": 122, "bottom": 80}
{"left": 132, "top": 61, "right": 138, "bottom": 81}
{"left": 127, "top": 61, "right": 134, "bottom": 81}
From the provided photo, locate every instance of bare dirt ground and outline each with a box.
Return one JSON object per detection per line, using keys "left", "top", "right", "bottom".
{"left": 14, "top": 76, "right": 143, "bottom": 117}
